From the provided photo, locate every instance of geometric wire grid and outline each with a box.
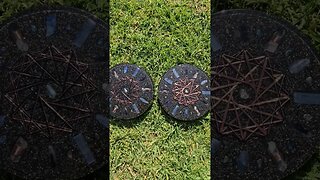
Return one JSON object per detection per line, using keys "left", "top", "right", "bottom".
{"left": 212, "top": 50, "right": 290, "bottom": 141}
{"left": 158, "top": 64, "right": 210, "bottom": 121}
{"left": 4, "top": 45, "right": 96, "bottom": 139}
{"left": 172, "top": 78, "right": 201, "bottom": 106}
{"left": 111, "top": 75, "right": 140, "bottom": 106}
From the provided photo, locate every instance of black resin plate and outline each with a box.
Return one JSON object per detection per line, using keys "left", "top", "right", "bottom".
{"left": 159, "top": 64, "right": 210, "bottom": 121}
{"left": 0, "top": 7, "right": 109, "bottom": 180}
{"left": 211, "top": 10, "right": 320, "bottom": 179}
{"left": 109, "top": 64, "right": 153, "bottom": 120}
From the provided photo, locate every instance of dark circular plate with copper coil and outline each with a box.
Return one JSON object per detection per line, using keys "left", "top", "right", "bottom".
{"left": 211, "top": 10, "right": 320, "bottom": 180}
{"left": 0, "top": 7, "right": 109, "bottom": 180}
{"left": 158, "top": 64, "right": 210, "bottom": 121}
{"left": 109, "top": 64, "right": 154, "bottom": 120}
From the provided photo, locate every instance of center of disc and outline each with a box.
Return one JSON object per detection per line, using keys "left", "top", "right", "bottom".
{"left": 123, "top": 87, "right": 129, "bottom": 94}
{"left": 233, "top": 83, "right": 256, "bottom": 104}
{"left": 184, "top": 88, "right": 190, "bottom": 94}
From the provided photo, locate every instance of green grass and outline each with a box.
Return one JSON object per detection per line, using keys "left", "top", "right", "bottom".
{"left": 110, "top": 0, "right": 210, "bottom": 179}
{"left": 214, "top": 0, "right": 320, "bottom": 179}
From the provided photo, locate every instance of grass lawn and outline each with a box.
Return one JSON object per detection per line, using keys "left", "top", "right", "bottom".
{"left": 110, "top": 0, "right": 210, "bottom": 179}
{"left": 214, "top": 0, "right": 320, "bottom": 179}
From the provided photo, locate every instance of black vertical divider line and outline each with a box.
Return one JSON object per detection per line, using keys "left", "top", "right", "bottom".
{"left": 210, "top": 0, "right": 214, "bottom": 180}
{"left": 106, "top": 0, "right": 110, "bottom": 179}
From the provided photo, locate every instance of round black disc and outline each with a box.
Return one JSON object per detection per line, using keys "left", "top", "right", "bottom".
{"left": 109, "top": 64, "right": 153, "bottom": 120}
{"left": 0, "top": 7, "right": 109, "bottom": 180}
{"left": 158, "top": 64, "right": 210, "bottom": 121}
{"left": 211, "top": 10, "right": 320, "bottom": 179}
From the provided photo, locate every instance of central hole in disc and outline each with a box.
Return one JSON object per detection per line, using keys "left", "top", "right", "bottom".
{"left": 184, "top": 88, "right": 190, "bottom": 94}
{"left": 123, "top": 87, "right": 129, "bottom": 93}
{"left": 233, "top": 84, "right": 255, "bottom": 104}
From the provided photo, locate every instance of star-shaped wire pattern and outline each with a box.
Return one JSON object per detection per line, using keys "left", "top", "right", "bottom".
{"left": 3, "top": 45, "right": 97, "bottom": 139}
{"left": 111, "top": 75, "right": 140, "bottom": 106}
{"left": 172, "top": 78, "right": 201, "bottom": 106}
{"left": 211, "top": 50, "right": 290, "bottom": 141}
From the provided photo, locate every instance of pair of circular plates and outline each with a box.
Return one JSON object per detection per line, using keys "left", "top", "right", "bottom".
{"left": 109, "top": 64, "right": 211, "bottom": 121}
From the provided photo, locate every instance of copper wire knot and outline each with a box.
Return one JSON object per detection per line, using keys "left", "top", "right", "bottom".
{"left": 211, "top": 50, "right": 290, "bottom": 141}
{"left": 111, "top": 75, "right": 140, "bottom": 106}
{"left": 4, "top": 45, "right": 96, "bottom": 138}
{"left": 172, "top": 78, "right": 201, "bottom": 106}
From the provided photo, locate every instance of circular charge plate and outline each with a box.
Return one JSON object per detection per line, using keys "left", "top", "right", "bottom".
{"left": 158, "top": 64, "right": 210, "bottom": 121}
{"left": 211, "top": 9, "right": 320, "bottom": 180}
{"left": 109, "top": 64, "right": 154, "bottom": 120}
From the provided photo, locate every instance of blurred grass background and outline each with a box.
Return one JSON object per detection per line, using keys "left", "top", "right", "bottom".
{"left": 213, "top": 0, "right": 320, "bottom": 180}
{"left": 0, "top": 0, "right": 108, "bottom": 179}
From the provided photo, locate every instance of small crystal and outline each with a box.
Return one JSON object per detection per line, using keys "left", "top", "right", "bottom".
{"left": 48, "top": 145, "right": 57, "bottom": 168}
{"left": 265, "top": 41, "right": 278, "bottom": 53}
{"left": 237, "top": 151, "right": 249, "bottom": 173}
{"left": 293, "top": 92, "right": 320, "bottom": 105}
{"left": 278, "top": 161, "right": 287, "bottom": 172}
{"left": 265, "top": 30, "right": 285, "bottom": 53}
{"left": 9, "top": 23, "right": 29, "bottom": 52}
{"left": 95, "top": 114, "right": 108, "bottom": 128}
{"left": 257, "top": 159, "right": 262, "bottom": 169}
{"left": 303, "top": 114, "right": 313, "bottom": 121}
{"left": 16, "top": 39, "right": 29, "bottom": 52}
{"left": 0, "top": 135, "right": 6, "bottom": 145}
{"left": 285, "top": 49, "right": 292, "bottom": 57}
{"left": 31, "top": 25, "right": 37, "bottom": 32}
{"left": 11, "top": 137, "right": 28, "bottom": 163}
{"left": 97, "top": 38, "right": 104, "bottom": 45}
{"left": 239, "top": 25, "right": 249, "bottom": 42}
{"left": 102, "top": 83, "right": 108, "bottom": 91}
{"left": 73, "top": 133, "right": 96, "bottom": 165}
{"left": 289, "top": 58, "right": 310, "bottom": 74}
{"left": 73, "top": 18, "right": 96, "bottom": 48}
{"left": 46, "top": 15, "right": 57, "bottom": 37}
{"left": 212, "top": 36, "right": 222, "bottom": 52}
{"left": 239, "top": 88, "right": 249, "bottom": 99}
{"left": 268, "top": 141, "right": 287, "bottom": 172}
{"left": 0, "top": 115, "right": 6, "bottom": 127}
{"left": 306, "top": 77, "right": 313, "bottom": 85}
{"left": 46, "top": 84, "right": 57, "bottom": 99}
{"left": 67, "top": 150, "right": 73, "bottom": 159}
{"left": 286, "top": 141, "right": 296, "bottom": 154}
{"left": 256, "top": 29, "right": 262, "bottom": 38}
{"left": 268, "top": 141, "right": 277, "bottom": 154}
{"left": 0, "top": 47, "right": 6, "bottom": 53}
{"left": 211, "top": 138, "right": 221, "bottom": 155}
{"left": 223, "top": 156, "right": 229, "bottom": 163}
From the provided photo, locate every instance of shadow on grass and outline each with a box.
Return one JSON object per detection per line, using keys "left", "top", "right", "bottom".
{"left": 109, "top": 107, "right": 151, "bottom": 128}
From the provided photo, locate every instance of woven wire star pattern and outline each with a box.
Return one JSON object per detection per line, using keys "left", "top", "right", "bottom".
{"left": 211, "top": 50, "right": 290, "bottom": 140}
{"left": 3, "top": 45, "right": 97, "bottom": 139}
